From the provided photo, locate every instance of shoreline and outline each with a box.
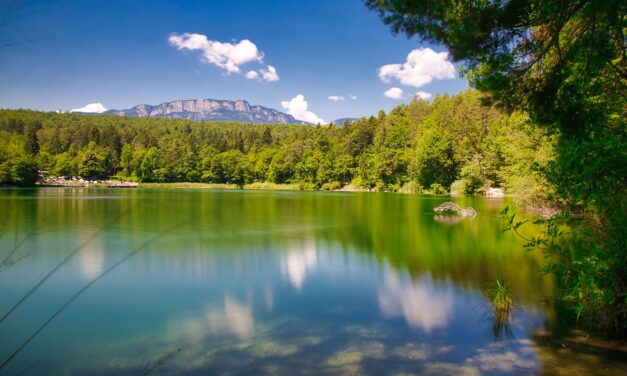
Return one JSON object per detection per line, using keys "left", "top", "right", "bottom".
{"left": 23, "top": 181, "right": 515, "bottom": 196}
{"left": 20, "top": 183, "right": 562, "bottom": 217}
{"left": 22, "top": 181, "right": 514, "bottom": 195}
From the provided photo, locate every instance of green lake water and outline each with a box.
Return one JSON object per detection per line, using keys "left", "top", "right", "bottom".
{"left": 0, "top": 188, "right": 617, "bottom": 375}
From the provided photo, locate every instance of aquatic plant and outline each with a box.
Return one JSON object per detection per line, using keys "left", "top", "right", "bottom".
{"left": 490, "top": 279, "right": 513, "bottom": 313}
{"left": 488, "top": 279, "right": 514, "bottom": 341}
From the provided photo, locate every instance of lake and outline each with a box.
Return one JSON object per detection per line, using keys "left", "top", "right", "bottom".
{"left": 0, "top": 188, "right": 623, "bottom": 375}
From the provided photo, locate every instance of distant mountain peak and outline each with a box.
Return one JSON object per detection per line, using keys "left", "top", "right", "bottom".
{"left": 103, "top": 99, "right": 308, "bottom": 124}
{"left": 331, "top": 117, "right": 359, "bottom": 125}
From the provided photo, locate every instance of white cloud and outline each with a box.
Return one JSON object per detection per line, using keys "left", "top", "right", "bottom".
{"left": 259, "top": 65, "right": 279, "bottom": 82}
{"left": 245, "top": 70, "right": 259, "bottom": 80}
{"left": 243, "top": 65, "right": 279, "bottom": 82}
{"left": 281, "top": 94, "right": 326, "bottom": 125}
{"left": 384, "top": 87, "right": 404, "bottom": 100}
{"left": 169, "top": 33, "right": 278, "bottom": 82}
{"left": 379, "top": 48, "right": 455, "bottom": 88}
{"left": 415, "top": 91, "right": 432, "bottom": 100}
{"left": 328, "top": 95, "right": 345, "bottom": 102}
{"left": 71, "top": 102, "right": 107, "bottom": 113}
{"left": 329, "top": 95, "right": 358, "bottom": 102}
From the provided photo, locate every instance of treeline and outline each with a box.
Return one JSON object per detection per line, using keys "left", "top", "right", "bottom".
{"left": 0, "top": 90, "right": 554, "bottom": 198}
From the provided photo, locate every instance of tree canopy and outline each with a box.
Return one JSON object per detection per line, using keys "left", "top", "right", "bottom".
{"left": 367, "top": 0, "right": 626, "bottom": 336}
{"left": 366, "top": 0, "right": 625, "bottom": 134}
{"left": 0, "top": 91, "right": 553, "bottom": 197}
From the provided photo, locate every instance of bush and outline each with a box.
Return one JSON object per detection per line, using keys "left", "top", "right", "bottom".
{"left": 399, "top": 181, "right": 422, "bottom": 194}
{"left": 429, "top": 183, "right": 446, "bottom": 194}
{"left": 321, "top": 181, "right": 342, "bottom": 191}
{"left": 450, "top": 179, "right": 467, "bottom": 195}
{"left": 298, "top": 182, "right": 317, "bottom": 190}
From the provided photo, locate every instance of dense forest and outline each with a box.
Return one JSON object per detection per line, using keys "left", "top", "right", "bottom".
{"left": 0, "top": 90, "right": 554, "bottom": 201}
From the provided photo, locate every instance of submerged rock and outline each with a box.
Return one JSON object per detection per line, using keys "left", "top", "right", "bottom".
{"left": 485, "top": 187, "right": 505, "bottom": 197}
{"left": 433, "top": 202, "right": 477, "bottom": 218}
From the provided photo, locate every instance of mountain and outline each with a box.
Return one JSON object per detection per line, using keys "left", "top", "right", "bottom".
{"left": 102, "top": 99, "right": 307, "bottom": 124}
{"left": 331, "top": 117, "right": 359, "bottom": 125}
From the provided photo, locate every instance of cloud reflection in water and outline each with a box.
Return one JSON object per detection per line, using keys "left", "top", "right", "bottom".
{"left": 169, "top": 295, "right": 254, "bottom": 343}
{"left": 281, "top": 238, "right": 317, "bottom": 290}
{"left": 378, "top": 270, "right": 454, "bottom": 333}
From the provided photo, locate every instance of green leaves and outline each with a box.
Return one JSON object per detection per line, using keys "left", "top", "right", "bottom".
{"left": 366, "top": 0, "right": 627, "bottom": 335}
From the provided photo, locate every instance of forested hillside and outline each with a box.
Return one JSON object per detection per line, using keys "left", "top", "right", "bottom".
{"left": 0, "top": 90, "right": 554, "bottom": 199}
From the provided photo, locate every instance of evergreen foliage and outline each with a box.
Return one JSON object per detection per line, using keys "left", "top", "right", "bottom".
{"left": 0, "top": 91, "right": 553, "bottom": 196}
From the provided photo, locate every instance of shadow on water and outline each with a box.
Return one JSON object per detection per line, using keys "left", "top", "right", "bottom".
{"left": 0, "top": 218, "right": 187, "bottom": 371}
{"left": 531, "top": 329, "right": 627, "bottom": 375}
{"left": 0, "top": 214, "right": 52, "bottom": 272}
{"left": 0, "top": 207, "right": 133, "bottom": 324}
{"left": 140, "top": 347, "right": 184, "bottom": 376}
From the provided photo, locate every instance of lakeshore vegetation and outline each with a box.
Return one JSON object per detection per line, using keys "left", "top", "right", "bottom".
{"left": 0, "top": 90, "right": 554, "bottom": 202}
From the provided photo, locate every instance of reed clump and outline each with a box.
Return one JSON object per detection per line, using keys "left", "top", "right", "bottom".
{"left": 490, "top": 279, "right": 512, "bottom": 313}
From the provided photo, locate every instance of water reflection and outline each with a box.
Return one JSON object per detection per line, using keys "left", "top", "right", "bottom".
{"left": 378, "top": 269, "right": 454, "bottom": 333}
{"left": 168, "top": 295, "right": 255, "bottom": 343}
{"left": 281, "top": 238, "right": 317, "bottom": 290}
{"left": 78, "top": 238, "right": 104, "bottom": 280}
{"left": 1, "top": 189, "right": 619, "bottom": 375}
{"left": 433, "top": 213, "right": 475, "bottom": 225}
{"left": 264, "top": 287, "right": 274, "bottom": 312}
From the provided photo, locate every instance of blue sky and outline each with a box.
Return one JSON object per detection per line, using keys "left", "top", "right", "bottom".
{"left": 0, "top": 0, "right": 468, "bottom": 122}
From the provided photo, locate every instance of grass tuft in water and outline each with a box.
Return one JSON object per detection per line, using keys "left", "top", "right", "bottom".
{"left": 489, "top": 279, "right": 514, "bottom": 340}
{"left": 490, "top": 279, "right": 512, "bottom": 312}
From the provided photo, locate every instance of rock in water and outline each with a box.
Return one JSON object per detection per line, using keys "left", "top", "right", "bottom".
{"left": 485, "top": 187, "right": 505, "bottom": 197}
{"left": 433, "top": 202, "right": 477, "bottom": 217}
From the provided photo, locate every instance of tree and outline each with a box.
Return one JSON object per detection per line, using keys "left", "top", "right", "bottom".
{"left": 414, "top": 128, "right": 456, "bottom": 188}
{"left": 366, "top": 1, "right": 625, "bottom": 133}
{"left": 78, "top": 142, "right": 112, "bottom": 180}
{"left": 213, "top": 150, "right": 249, "bottom": 187}
{"left": 367, "top": 0, "right": 626, "bottom": 335}
{"left": 140, "top": 147, "right": 161, "bottom": 182}
{"left": 24, "top": 122, "right": 40, "bottom": 155}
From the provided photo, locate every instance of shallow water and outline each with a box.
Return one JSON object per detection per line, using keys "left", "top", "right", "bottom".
{"left": 0, "top": 188, "right": 622, "bottom": 375}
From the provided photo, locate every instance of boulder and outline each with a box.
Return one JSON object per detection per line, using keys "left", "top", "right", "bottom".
{"left": 485, "top": 187, "right": 505, "bottom": 197}
{"left": 433, "top": 202, "right": 477, "bottom": 218}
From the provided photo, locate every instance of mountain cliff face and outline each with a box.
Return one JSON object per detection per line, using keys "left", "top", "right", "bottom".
{"left": 332, "top": 117, "right": 359, "bottom": 125}
{"left": 104, "top": 99, "right": 306, "bottom": 124}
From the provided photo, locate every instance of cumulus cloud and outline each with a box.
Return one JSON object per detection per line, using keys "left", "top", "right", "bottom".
{"left": 379, "top": 48, "right": 455, "bottom": 88}
{"left": 71, "top": 102, "right": 107, "bottom": 113}
{"left": 415, "top": 91, "right": 432, "bottom": 100}
{"left": 328, "top": 95, "right": 345, "bottom": 102}
{"left": 259, "top": 65, "right": 279, "bottom": 82}
{"left": 169, "top": 32, "right": 278, "bottom": 82}
{"left": 384, "top": 87, "right": 405, "bottom": 100}
{"left": 281, "top": 94, "right": 326, "bottom": 125}
{"left": 245, "top": 70, "right": 259, "bottom": 80}
{"left": 328, "top": 95, "right": 358, "bottom": 102}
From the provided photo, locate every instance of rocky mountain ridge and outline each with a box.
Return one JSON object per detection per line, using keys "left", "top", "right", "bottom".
{"left": 103, "top": 99, "right": 306, "bottom": 124}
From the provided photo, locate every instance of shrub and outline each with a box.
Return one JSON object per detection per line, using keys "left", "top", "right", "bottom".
{"left": 450, "top": 179, "right": 467, "bottom": 195}
{"left": 429, "top": 183, "right": 446, "bottom": 194}
{"left": 321, "top": 181, "right": 342, "bottom": 191}
{"left": 399, "top": 181, "right": 422, "bottom": 194}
